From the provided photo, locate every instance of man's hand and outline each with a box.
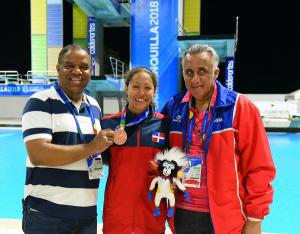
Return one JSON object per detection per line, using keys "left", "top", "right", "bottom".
{"left": 90, "top": 129, "right": 114, "bottom": 153}
{"left": 242, "top": 219, "right": 262, "bottom": 234}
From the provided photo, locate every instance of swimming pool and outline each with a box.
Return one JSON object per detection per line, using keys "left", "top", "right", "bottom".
{"left": 0, "top": 129, "right": 299, "bottom": 233}
{"left": 0, "top": 128, "right": 108, "bottom": 225}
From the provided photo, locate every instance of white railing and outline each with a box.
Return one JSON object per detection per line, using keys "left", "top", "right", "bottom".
{"left": 25, "top": 70, "right": 57, "bottom": 84}
{"left": 109, "top": 57, "right": 126, "bottom": 79}
{"left": 0, "top": 70, "right": 58, "bottom": 84}
{"left": 0, "top": 70, "right": 21, "bottom": 84}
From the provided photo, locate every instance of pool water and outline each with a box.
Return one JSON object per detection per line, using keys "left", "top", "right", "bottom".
{"left": 0, "top": 129, "right": 299, "bottom": 233}
{"left": 0, "top": 128, "right": 108, "bottom": 224}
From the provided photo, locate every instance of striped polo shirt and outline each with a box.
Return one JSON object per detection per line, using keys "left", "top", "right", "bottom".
{"left": 22, "top": 85, "right": 102, "bottom": 219}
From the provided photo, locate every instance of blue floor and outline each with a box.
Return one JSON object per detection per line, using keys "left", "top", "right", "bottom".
{"left": 0, "top": 129, "right": 299, "bottom": 233}
{"left": 0, "top": 128, "right": 108, "bottom": 224}
{"left": 262, "top": 133, "right": 300, "bottom": 233}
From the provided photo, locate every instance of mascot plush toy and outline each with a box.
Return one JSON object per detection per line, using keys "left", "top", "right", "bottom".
{"left": 148, "top": 147, "right": 190, "bottom": 217}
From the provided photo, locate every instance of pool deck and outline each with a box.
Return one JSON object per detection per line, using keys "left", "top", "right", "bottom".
{"left": 0, "top": 219, "right": 173, "bottom": 234}
{"left": 0, "top": 219, "right": 282, "bottom": 234}
{"left": 0, "top": 118, "right": 21, "bottom": 127}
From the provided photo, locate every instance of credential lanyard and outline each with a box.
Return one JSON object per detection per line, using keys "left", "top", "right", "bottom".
{"left": 53, "top": 82, "right": 96, "bottom": 143}
{"left": 185, "top": 106, "right": 210, "bottom": 154}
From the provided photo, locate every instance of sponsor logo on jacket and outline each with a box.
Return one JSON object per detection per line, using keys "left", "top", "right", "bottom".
{"left": 214, "top": 117, "right": 223, "bottom": 123}
{"left": 172, "top": 115, "right": 182, "bottom": 123}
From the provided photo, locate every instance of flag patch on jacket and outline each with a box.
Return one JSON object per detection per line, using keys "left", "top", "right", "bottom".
{"left": 152, "top": 131, "right": 165, "bottom": 144}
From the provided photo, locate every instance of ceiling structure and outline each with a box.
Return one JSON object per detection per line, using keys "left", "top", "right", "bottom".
{"left": 73, "top": 0, "right": 130, "bottom": 26}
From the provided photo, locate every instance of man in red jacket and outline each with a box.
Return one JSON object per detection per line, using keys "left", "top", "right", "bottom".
{"left": 162, "top": 44, "right": 276, "bottom": 234}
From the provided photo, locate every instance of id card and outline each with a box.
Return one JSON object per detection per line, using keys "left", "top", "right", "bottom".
{"left": 182, "top": 156, "right": 202, "bottom": 188}
{"left": 87, "top": 154, "right": 104, "bottom": 180}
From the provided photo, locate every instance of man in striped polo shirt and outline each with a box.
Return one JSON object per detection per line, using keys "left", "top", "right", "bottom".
{"left": 21, "top": 44, "right": 114, "bottom": 234}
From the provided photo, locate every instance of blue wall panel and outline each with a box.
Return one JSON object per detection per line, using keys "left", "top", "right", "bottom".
{"left": 47, "top": 4, "right": 62, "bottom": 46}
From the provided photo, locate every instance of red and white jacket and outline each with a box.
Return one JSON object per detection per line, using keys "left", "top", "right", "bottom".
{"left": 161, "top": 81, "right": 276, "bottom": 234}
{"left": 101, "top": 107, "right": 172, "bottom": 234}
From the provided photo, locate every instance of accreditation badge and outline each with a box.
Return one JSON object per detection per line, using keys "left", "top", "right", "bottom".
{"left": 182, "top": 156, "right": 202, "bottom": 188}
{"left": 87, "top": 153, "right": 104, "bottom": 180}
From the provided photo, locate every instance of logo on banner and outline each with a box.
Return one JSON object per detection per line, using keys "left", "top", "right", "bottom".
{"left": 88, "top": 17, "right": 96, "bottom": 75}
{"left": 225, "top": 57, "right": 235, "bottom": 91}
{"left": 152, "top": 131, "right": 165, "bottom": 144}
{"left": 0, "top": 84, "right": 51, "bottom": 96}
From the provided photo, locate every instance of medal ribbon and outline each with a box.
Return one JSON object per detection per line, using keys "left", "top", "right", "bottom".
{"left": 118, "top": 106, "right": 150, "bottom": 130}
{"left": 53, "top": 82, "right": 98, "bottom": 166}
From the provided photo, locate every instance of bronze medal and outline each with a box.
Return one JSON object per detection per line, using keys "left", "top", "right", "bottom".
{"left": 114, "top": 128, "right": 127, "bottom": 145}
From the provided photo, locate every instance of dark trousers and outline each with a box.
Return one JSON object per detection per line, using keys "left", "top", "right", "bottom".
{"left": 174, "top": 208, "right": 214, "bottom": 234}
{"left": 22, "top": 200, "right": 97, "bottom": 234}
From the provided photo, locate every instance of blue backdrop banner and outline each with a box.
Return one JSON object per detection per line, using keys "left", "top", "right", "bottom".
{"left": 130, "top": 0, "right": 178, "bottom": 110}
{"left": 0, "top": 84, "right": 51, "bottom": 96}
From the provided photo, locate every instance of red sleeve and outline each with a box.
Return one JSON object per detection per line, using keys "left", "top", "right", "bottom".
{"left": 234, "top": 95, "right": 276, "bottom": 219}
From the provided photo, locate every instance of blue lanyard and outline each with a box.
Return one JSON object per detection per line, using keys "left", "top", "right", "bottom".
{"left": 185, "top": 104, "right": 210, "bottom": 154}
{"left": 53, "top": 82, "right": 96, "bottom": 143}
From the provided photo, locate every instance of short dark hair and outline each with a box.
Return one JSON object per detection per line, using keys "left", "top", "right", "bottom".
{"left": 124, "top": 66, "right": 157, "bottom": 92}
{"left": 57, "top": 44, "right": 90, "bottom": 65}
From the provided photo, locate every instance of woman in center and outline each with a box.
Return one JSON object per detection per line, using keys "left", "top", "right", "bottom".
{"left": 101, "top": 67, "right": 172, "bottom": 234}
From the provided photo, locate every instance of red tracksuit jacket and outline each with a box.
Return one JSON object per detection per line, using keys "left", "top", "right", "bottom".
{"left": 161, "top": 81, "right": 276, "bottom": 233}
{"left": 101, "top": 108, "right": 173, "bottom": 234}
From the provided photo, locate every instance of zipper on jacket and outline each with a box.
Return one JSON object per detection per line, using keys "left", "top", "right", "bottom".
{"left": 137, "top": 126, "right": 141, "bottom": 146}
{"left": 206, "top": 159, "right": 216, "bottom": 233}
{"left": 204, "top": 109, "right": 216, "bottom": 232}
{"left": 131, "top": 125, "right": 141, "bottom": 233}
